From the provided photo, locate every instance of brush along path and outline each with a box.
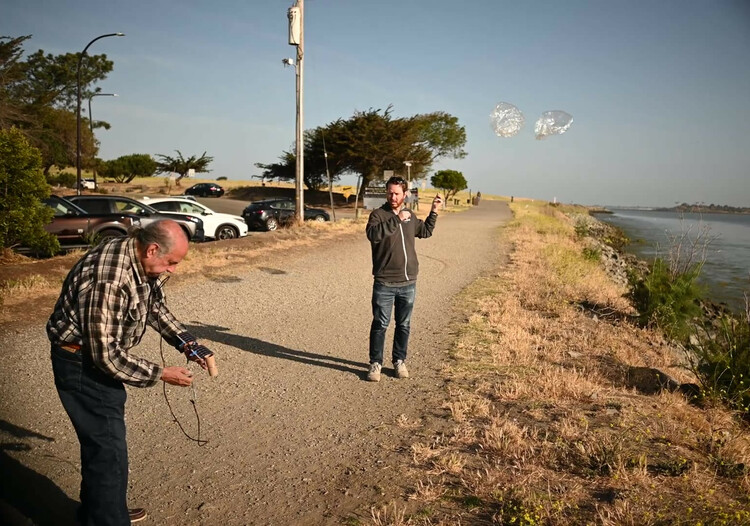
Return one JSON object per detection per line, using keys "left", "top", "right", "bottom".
{"left": 0, "top": 201, "right": 511, "bottom": 525}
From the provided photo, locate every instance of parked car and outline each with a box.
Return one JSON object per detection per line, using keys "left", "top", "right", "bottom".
{"left": 184, "top": 183, "right": 224, "bottom": 198}
{"left": 42, "top": 195, "right": 140, "bottom": 248}
{"left": 78, "top": 178, "right": 97, "bottom": 190}
{"left": 140, "top": 196, "right": 248, "bottom": 240}
{"left": 68, "top": 195, "right": 205, "bottom": 242}
{"left": 242, "top": 198, "right": 330, "bottom": 231}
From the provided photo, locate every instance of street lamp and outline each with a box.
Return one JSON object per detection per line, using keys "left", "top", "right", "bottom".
{"left": 403, "top": 161, "right": 413, "bottom": 210}
{"left": 76, "top": 32, "right": 124, "bottom": 195}
{"left": 88, "top": 93, "right": 118, "bottom": 188}
{"left": 403, "top": 160, "right": 413, "bottom": 185}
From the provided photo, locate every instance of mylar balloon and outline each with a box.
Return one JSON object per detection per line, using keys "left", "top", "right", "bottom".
{"left": 490, "top": 102, "right": 525, "bottom": 138}
{"left": 534, "top": 111, "right": 573, "bottom": 139}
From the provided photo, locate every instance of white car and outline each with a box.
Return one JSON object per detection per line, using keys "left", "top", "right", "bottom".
{"left": 140, "top": 197, "right": 248, "bottom": 240}
{"left": 78, "top": 178, "right": 97, "bottom": 190}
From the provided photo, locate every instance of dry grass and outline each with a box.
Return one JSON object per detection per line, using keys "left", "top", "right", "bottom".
{"left": 397, "top": 200, "right": 750, "bottom": 525}
{"left": 0, "top": 274, "right": 61, "bottom": 307}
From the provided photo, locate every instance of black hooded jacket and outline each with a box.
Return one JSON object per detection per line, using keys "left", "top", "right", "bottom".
{"left": 365, "top": 204, "right": 437, "bottom": 283}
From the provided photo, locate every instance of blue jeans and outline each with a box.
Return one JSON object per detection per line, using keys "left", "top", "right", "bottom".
{"left": 369, "top": 281, "right": 417, "bottom": 365}
{"left": 51, "top": 345, "right": 130, "bottom": 526}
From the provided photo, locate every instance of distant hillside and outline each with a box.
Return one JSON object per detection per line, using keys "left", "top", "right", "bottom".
{"left": 660, "top": 203, "right": 750, "bottom": 214}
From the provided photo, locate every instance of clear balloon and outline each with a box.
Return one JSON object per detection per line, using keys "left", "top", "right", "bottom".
{"left": 490, "top": 102, "right": 524, "bottom": 138}
{"left": 534, "top": 111, "right": 573, "bottom": 139}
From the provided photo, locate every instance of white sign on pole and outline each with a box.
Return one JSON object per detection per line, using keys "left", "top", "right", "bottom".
{"left": 187, "top": 168, "right": 196, "bottom": 178}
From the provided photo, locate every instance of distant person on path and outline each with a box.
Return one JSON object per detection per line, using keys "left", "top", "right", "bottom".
{"left": 365, "top": 176, "right": 442, "bottom": 382}
{"left": 476, "top": 191, "right": 482, "bottom": 205}
{"left": 47, "top": 220, "right": 214, "bottom": 525}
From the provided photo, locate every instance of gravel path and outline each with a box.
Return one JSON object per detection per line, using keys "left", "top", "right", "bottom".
{"left": 0, "top": 201, "right": 511, "bottom": 525}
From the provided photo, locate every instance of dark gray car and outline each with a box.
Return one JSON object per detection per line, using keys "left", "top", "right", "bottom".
{"left": 68, "top": 195, "right": 205, "bottom": 242}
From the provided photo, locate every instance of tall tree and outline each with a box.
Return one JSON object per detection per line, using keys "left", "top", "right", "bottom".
{"left": 0, "top": 127, "right": 58, "bottom": 254}
{"left": 256, "top": 106, "right": 467, "bottom": 196}
{"left": 155, "top": 150, "right": 213, "bottom": 181}
{"left": 0, "top": 36, "right": 114, "bottom": 172}
{"left": 34, "top": 106, "right": 96, "bottom": 175}
{"left": 13, "top": 49, "right": 114, "bottom": 110}
{"left": 431, "top": 169, "right": 468, "bottom": 201}
{"left": 255, "top": 120, "right": 352, "bottom": 190}
{"left": 0, "top": 36, "right": 32, "bottom": 129}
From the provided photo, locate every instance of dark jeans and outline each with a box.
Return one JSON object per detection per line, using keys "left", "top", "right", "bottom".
{"left": 51, "top": 345, "right": 130, "bottom": 526}
{"left": 369, "top": 281, "right": 417, "bottom": 365}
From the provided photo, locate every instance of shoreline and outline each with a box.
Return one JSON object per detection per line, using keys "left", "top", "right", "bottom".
{"left": 584, "top": 210, "right": 745, "bottom": 317}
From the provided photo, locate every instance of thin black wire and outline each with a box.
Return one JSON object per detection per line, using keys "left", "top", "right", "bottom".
{"left": 151, "top": 275, "right": 208, "bottom": 446}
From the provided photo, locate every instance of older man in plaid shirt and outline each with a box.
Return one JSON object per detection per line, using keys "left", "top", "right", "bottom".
{"left": 47, "top": 220, "right": 212, "bottom": 525}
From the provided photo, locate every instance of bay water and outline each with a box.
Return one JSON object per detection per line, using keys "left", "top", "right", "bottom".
{"left": 596, "top": 210, "right": 750, "bottom": 313}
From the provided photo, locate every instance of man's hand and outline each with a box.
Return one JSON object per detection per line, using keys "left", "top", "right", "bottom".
{"left": 161, "top": 366, "right": 194, "bottom": 386}
{"left": 432, "top": 194, "right": 443, "bottom": 214}
{"left": 398, "top": 210, "right": 411, "bottom": 222}
{"left": 182, "top": 342, "right": 214, "bottom": 370}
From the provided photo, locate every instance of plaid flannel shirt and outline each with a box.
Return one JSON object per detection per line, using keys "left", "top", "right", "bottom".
{"left": 47, "top": 237, "right": 186, "bottom": 387}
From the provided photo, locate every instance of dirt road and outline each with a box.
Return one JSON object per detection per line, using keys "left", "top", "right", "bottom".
{"left": 0, "top": 201, "right": 511, "bottom": 525}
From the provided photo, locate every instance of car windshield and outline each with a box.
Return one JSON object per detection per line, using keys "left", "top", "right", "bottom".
{"left": 45, "top": 197, "right": 86, "bottom": 217}
{"left": 113, "top": 199, "right": 156, "bottom": 215}
{"left": 153, "top": 201, "right": 207, "bottom": 214}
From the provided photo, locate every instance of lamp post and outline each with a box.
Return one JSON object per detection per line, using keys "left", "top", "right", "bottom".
{"left": 88, "top": 93, "right": 118, "bottom": 189}
{"left": 403, "top": 160, "right": 412, "bottom": 185}
{"left": 403, "top": 161, "right": 413, "bottom": 209}
{"left": 76, "top": 32, "right": 124, "bottom": 195}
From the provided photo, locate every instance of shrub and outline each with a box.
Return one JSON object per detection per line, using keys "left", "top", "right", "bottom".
{"left": 582, "top": 246, "right": 601, "bottom": 262}
{"left": 687, "top": 302, "right": 750, "bottom": 418}
{"left": 217, "top": 176, "right": 227, "bottom": 181}
{"left": 628, "top": 257, "right": 704, "bottom": 340}
{"left": 602, "top": 226, "right": 629, "bottom": 252}
{"left": 574, "top": 217, "right": 589, "bottom": 238}
{"left": 47, "top": 171, "right": 77, "bottom": 188}
{"left": 492, "top": 491, "right": 542, "bottom": 526}
{"left": 0, "top": 128, "right": 59, "bottom": 255}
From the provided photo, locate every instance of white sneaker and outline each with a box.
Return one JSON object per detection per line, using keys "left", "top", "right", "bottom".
{"left": 394, "top": 360, "right": 409, "bottom": 379}
{"left": 367, "top": 362, "right": 382, "bottom": 382}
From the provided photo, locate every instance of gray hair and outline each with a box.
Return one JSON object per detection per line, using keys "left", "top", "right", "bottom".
{"left": 130, "top": 220, "right": 185, "bottom": 255}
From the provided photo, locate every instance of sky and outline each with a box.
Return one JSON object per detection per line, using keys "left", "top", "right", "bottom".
{"left": 3, "top": 0, "right": 750, "bottom": 207}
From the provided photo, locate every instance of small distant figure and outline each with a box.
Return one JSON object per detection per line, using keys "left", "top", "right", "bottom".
{"left": 476, "top": 191, "right": 481, "bottom": 204}
{"left": 511, "top": 195, "right": 514, "bottom": 203}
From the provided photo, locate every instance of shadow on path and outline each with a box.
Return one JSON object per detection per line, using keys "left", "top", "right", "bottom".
{"left": 0, "top": 420, "right": 78, "bottom": 526}
{"left": 185, "top": 322, "right": 368, "bottom": 378}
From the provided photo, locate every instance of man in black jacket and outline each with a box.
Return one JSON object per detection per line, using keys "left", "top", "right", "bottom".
{"left": 365, "top": 176, "right": 442, "bottom": 382}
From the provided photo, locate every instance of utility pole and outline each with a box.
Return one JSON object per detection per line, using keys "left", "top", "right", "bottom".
{"left": 288, "top": 1, "right": 304, "bottom": 224}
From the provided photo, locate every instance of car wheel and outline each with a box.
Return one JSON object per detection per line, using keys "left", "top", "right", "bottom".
{"left": 97, "top": 228, "right": 125, "bottom": 244}
{"left": 265, "top": 217, "right": 279, "bottom": 231}
{"left": 313, "top": 214, "right": 327, "bottom": 222}
{"left": 216, "top": 224, "right": 238, "bottom": 240}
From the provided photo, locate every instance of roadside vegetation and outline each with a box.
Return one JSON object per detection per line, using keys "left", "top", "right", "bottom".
{"left": 384, "top": 199, "right": 750, "bottom": 525}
